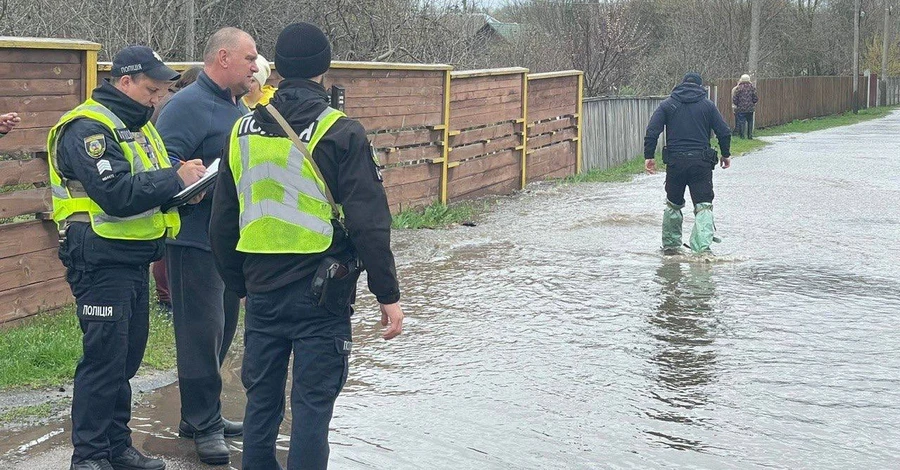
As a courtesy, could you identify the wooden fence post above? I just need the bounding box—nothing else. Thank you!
[576,72,584,174]
[441,68,451,204]
[520,71,529,189]
[85,49,97,100]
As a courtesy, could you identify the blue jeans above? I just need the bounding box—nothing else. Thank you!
[241,277,352,470]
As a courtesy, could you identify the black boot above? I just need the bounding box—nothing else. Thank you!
[179,418,243,438]
[109,447,166,470]
[195,431,230,465]
[71,460,114,470]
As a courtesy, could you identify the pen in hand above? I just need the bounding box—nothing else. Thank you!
[176,159,206,186]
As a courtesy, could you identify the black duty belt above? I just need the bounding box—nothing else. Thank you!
[669,151,704,158]
[59,213,91,243]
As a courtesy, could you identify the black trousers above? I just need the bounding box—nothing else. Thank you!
[67,264,149,464]
[735,112,755,138]
[167,245,240,434]
[665,160,714,207]
[241,277,351,470]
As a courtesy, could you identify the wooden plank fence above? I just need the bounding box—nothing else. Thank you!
[526,71,582,182]
[581,96,664,172]
[0,37,583,324]
[448,68,527,202]
[711,76,868,128]
[0,37,99,324]
[881,77,900,106]
[325,63,449,213]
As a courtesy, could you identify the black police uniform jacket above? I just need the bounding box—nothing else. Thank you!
[209,78,401,305]
[643,82,732,160]
[57,81,185,269]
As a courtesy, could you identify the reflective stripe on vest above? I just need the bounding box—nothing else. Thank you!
[46,99,181,240]
[229,106,345,254]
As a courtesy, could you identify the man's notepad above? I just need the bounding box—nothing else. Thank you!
[161,158,220,212]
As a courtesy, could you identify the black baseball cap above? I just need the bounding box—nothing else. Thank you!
[111,45,181,81]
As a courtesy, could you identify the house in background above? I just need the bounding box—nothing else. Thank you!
[474,14,521,47]
[446,13,522,52]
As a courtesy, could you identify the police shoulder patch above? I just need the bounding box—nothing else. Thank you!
[83,134,106,158]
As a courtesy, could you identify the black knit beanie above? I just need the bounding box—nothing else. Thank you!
[275,22,331,79]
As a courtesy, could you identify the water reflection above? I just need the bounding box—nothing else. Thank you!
[646,260,718,452]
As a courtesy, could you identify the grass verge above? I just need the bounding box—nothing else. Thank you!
[0,302,175,390]
[755,106,897,136]
[562,153,658,184]
[392,200,491,229]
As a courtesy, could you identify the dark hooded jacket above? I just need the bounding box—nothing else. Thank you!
[209,78,400,304]
[644,82,731,159]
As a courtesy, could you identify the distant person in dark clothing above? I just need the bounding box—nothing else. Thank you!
[644,72,732,255]
[732,74,758,139]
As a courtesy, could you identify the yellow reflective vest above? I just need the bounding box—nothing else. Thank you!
[47,99,181,239]
[228,106,344,254]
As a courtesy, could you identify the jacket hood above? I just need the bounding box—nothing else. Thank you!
[670,82,707,103]
[253,78,330,136]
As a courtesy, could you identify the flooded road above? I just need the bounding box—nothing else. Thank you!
[3,112,900,469]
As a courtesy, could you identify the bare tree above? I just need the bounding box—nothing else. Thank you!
[503,0,649,96]
[749,0,761,76]
[0,0,891,97]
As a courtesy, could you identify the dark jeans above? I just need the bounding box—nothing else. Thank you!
[734,111,755,139]
[167,245,240,434]
[67,264,149,464]
[241,277,352,470]
[665,159,714,207]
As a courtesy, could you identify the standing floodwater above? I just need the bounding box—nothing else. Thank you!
[3,113,900,468]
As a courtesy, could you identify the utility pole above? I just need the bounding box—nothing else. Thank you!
[748,0,761,77]
[881,2,891,106]
[853,0,860,114]
[186,0,196,61]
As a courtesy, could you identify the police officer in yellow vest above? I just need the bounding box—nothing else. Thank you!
[210,23,405,469]
[48,46,206,470]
